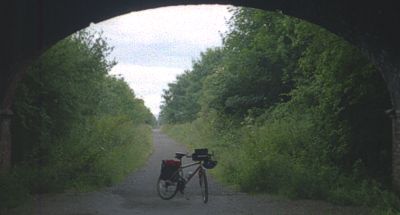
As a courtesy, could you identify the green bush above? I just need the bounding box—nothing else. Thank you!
[48,117,153,190]
[2,30,155,210]
[1,119,153,209]
[164,117,400,213]
[160,7,397,213]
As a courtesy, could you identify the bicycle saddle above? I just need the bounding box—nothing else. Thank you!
[175,152,186,159]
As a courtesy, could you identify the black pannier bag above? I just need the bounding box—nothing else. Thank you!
[192,148,209,161]
[160,160,181,181]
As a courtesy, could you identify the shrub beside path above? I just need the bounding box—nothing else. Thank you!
[6,130,368,215]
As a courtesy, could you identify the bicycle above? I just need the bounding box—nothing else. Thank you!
[156,148,217,203]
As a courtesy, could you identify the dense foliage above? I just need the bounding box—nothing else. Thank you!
[0,30,155,208]
[161,8,398,213]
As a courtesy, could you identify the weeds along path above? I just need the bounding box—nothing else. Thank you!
[6,130,368,215]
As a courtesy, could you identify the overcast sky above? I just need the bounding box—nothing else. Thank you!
[88,5,232,116]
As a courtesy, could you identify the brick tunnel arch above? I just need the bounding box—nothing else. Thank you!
[1,0,400,192]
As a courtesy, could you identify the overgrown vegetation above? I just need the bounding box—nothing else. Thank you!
[0,30,155,209]
[160,8,399,213]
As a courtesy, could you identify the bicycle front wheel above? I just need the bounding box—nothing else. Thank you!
[157,177,179,200]
[199,169,208,203]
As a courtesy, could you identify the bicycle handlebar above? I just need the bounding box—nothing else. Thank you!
[176,150,215,160]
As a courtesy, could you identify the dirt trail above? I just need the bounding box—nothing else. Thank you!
[6,129,368,215]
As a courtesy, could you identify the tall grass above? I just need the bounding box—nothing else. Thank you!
[0,116,152,209]
[163,118,400,214]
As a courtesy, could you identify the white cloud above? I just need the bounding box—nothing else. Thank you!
[87,5,232,116]
[92,5,230,47]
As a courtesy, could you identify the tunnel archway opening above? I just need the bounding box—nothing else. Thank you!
[0,2,400,212]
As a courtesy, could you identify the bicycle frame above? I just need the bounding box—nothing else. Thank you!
[178,161,203,185]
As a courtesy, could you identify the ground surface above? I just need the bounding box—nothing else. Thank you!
[6,129,369,215]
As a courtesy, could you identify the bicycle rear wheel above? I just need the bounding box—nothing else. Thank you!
[199,169,208,203]
[157,177,179,200]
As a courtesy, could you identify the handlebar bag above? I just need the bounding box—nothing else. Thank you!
[192,148,209,161]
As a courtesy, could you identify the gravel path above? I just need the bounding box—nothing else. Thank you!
[6,129,368,215]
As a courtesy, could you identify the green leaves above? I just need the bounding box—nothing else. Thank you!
[159,48,224,124]
[161,7,395,212]
[8,29,155,199]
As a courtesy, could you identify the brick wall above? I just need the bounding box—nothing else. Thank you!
[0,109,12,174]
[391,110,400,193]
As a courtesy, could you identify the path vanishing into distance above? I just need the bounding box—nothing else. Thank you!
[7,130,368,215]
